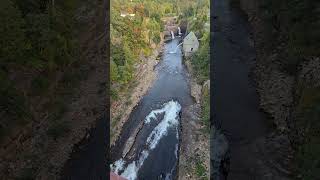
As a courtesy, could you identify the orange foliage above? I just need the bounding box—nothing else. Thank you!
[134,3,145,16]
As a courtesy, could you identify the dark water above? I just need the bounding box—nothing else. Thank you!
[111,38,193,180]
[61,114,108,180]
[212,0,269,179]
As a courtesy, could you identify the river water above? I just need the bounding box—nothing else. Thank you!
[111,38,193,180]
[211,0,269,179]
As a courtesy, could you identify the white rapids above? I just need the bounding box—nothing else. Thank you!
[110,100,182,180]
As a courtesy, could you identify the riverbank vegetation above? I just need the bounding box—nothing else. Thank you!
[195,159,208,180]
[0,0,106,178]
[258,0,320,178]
[178,1,210,178]
[110,0,211,102]
[190,31,210,84]
[259,0,320,75]
[110,0,185,143]
[0,0,80,143]
[180,0,210,133]
[110,0,179,101]
[295,87,320,179]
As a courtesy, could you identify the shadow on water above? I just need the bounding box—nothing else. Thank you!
[61,113,108,180]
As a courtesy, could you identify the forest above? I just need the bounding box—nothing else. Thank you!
[0,0,80,143]
[110,0,170,100]
[110,0,210,139]
[0,0,100,178]
[110,0,209,101]
[183,0,210,132]
[259,0,320,178]
[110,1,210,179]
[259,0,320,73]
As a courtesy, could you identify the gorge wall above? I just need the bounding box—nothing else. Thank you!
[237,0,320,178]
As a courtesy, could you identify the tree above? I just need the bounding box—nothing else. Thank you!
[0,0,26,67]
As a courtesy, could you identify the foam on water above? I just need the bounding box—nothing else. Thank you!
[121,150,149,180]
[146,101,181,150]
[145,100,181,124]
[111,159,125,174]
[111,100,181,180]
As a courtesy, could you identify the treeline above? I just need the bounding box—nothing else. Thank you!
[110,0,179,100]
[179,0,209,39]
[179,0,210,132]
[260,0,320,74]
[181,0,210,130]
[180,1,210,176]
[0,0,78,141]
[177,0,210,83]
[1,0,77,72]
[110,0,210,100]
[190,32,210,84]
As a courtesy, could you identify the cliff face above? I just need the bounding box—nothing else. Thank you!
[238,0,294,132]
[237,0,320,178]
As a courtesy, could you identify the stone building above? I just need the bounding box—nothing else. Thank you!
[183,32,199,57]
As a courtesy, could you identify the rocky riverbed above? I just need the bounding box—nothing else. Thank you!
[178,59,210,180]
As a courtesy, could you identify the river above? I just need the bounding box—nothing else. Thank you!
[110,38,193,180]
[211,0,269,179]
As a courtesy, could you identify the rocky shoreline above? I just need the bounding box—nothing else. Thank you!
[209,0,296,178]
[110,17,180,147]
[238,0,295,133]
[178,59,210,180]
[110,44,164,146]
[237,0,320,178]
[238,0,295,178]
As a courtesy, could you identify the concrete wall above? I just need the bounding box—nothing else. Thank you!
[183,42,199,57]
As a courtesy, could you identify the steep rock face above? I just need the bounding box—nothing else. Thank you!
[225,0,294,178]
[238,0,320,131]
[185,60,203,104]
[237,0,320,177]
[237,0,294,132]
